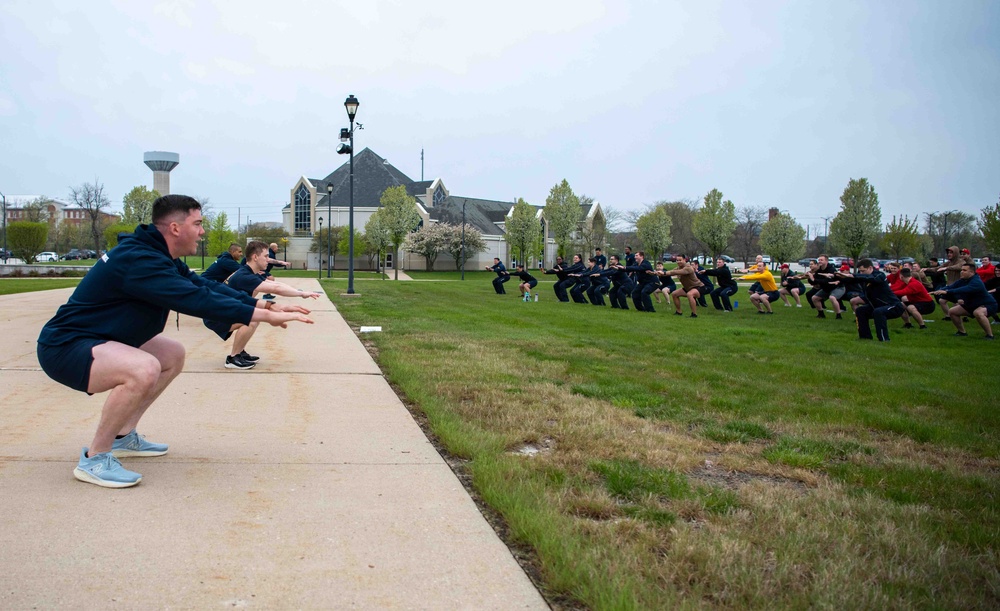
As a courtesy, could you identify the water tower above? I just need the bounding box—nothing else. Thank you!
[143,151,180,195]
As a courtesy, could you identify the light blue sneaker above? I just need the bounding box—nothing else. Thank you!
[111,430,169,457]
[73,448,142,488]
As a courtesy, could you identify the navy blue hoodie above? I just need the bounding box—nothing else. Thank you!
[38,224,258,348]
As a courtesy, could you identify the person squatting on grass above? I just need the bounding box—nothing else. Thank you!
[738,262,779,314]
[810,255,846,319]
[651,261,677,305]
[597,255,635,309]
[486,257,509,294]
[932,262,997,340]
[624,251,658,312]
[779,263,806,307]
[202,240,321,370]
[657,254,706,317]
[568,257,599,304]
[836,258,905,342]
[36,195,315,489]
[704,257,738,312]
[892,268,935,329]
[512,265,538,300]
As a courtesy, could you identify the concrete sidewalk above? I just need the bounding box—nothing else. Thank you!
[0,279,546,610]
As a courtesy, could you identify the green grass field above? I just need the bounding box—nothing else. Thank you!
[326,278,999,610]
[0,278,82,295]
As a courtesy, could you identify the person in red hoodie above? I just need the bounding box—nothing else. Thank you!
[976,256,995,283]
[892,267,934,329]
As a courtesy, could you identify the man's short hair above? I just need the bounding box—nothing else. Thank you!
[609,255,619,264]
[245,240,268,259]
[595,248,602,252]
[900,268,912,278]
[675,253,687,261]
[152,194,201,225]
[269,242,278,250]
[818,253,828,260]
[228,243,242,255]
[858,258,874,269]
[962,262,977,272]
[636,251,645,258]
[588,257,596,263]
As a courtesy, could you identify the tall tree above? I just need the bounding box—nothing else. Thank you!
[403,223,449,271]
[657,200,699,254]
[121,186,160,226]
[758,213,805,266]
[829,178,882,269]
[506,198,541,267]
[103,222,134,250]
[8,221,48,263]
[635,205,672,260]
[379,185,421,280]
[21,197,50,223]
[364,211,393,276]
[980,199,1000,255]
[881,215,920,261]
[543,179,581,261]
[443,223,486,271]
[693,189,736,262]
[310,225,344,270]
[69,179,112,255]
[204,211,236,258]
[924,210,976,256]
[731,205,767,264]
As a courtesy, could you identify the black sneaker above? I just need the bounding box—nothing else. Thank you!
[690,313,698,318]
[817,311,826,318]
[262,294,276,300]
[954,332,968,337]
[986,336,995,341]
[239,350,260,362]
[835,313,843,319]
[225,354,256,370]
[903,323,913,329]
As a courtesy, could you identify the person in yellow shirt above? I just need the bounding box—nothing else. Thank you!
[739,262,779,314]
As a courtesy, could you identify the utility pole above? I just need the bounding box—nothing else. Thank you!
[421,148,424,181]
[822,216,834,250]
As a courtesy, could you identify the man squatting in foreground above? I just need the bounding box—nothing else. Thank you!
[203,240,321,370]
[37,195,314,488]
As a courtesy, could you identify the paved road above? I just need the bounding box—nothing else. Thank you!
[0,279,546,610]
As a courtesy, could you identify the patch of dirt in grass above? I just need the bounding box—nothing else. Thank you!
[690,458,810,493]
[509,437,556,457]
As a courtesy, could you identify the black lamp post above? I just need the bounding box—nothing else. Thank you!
[326,182,334,278]
[317,217,323,281]
[1,191,6,261]
[337,94,360,294]
[461,200,467,281]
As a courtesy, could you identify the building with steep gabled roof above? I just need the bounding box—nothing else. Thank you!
[281,148,602,271]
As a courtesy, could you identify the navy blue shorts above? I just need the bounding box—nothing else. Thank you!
[204,318,234,341]
[763,290,781,302]
[37,339,107,394]
[526,279,538,288]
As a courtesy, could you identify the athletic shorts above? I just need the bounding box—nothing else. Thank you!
[911,300,936,315]
[204,318,235,341]
[526,279,538,288]
[37,339,107,394]
[980,303,999,318]
[763,290,781,302]
[844,291,864,300]
[817,286,846,300]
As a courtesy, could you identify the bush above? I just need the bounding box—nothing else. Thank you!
[104,222,135,250]
[8,221,48,263]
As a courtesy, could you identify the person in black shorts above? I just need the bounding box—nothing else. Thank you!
[512,264,537,300]
[778,263,805,307]
[204,240,321,369]
[36,195,314,488]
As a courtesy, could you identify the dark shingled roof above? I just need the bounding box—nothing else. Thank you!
[314,148,416,209]
[428,196,515,236]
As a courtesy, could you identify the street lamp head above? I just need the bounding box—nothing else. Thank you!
[327,182,334,194]
[340,128,350,142]
[344,95,359,122]
[337,143,352,155]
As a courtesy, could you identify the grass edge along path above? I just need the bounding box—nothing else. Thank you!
[332,280,997,609]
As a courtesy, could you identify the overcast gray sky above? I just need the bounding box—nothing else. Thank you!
[2,0,997,236]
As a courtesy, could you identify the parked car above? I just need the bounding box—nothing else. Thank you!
[37,252,59,262]
[0,248,11,260]
[661,253,675,262]
[761,254,772,264]
[718,255,735,263]
[60,249,85,260]
[798,257,817,267]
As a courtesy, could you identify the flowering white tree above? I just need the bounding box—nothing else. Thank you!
[403,223,450,271]
[443,224,487,271]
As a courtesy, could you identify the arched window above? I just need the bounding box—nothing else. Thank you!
[295,185,311,232]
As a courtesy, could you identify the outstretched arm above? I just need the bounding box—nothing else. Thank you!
[252,280,321,299]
